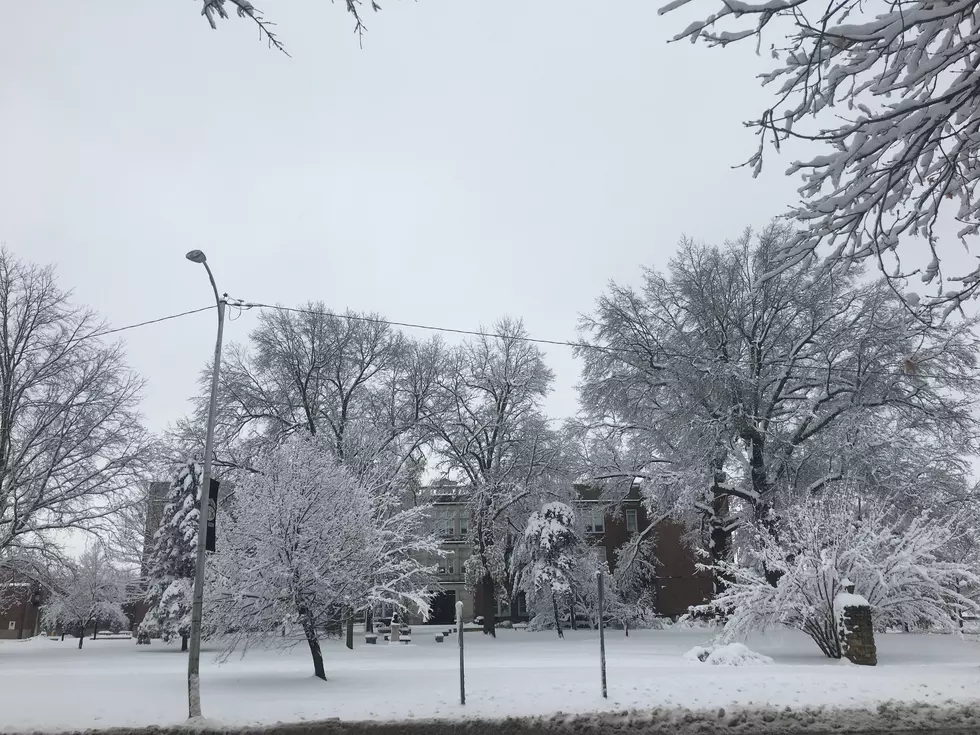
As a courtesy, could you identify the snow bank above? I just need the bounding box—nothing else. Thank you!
[683,642,773,666]
[32,702,980,735]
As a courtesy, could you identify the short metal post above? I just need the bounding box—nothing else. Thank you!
[456,600,465,706]
[597,570,607,699]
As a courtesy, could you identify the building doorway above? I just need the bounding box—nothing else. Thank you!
[429,590,457,625]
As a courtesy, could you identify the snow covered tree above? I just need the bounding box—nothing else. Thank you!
[700,494,980,658]
[192,303,440,495]
[659,0,980,312]
[0,249,149,563]
[139,460,202,650]
[519,503,580,638]
[611,531,660,635]
[576,224,978,591]
[207,436,437,681]
[428,319,566,636]
[567,547,620,631]
[43,545,129,649]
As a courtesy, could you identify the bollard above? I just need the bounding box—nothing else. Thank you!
[597,570,607,699]
[456,600,465,706]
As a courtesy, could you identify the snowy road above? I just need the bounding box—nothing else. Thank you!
[2,627,980,733]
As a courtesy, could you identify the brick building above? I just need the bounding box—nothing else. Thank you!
[423,482,711,625]
[0,572,44,640]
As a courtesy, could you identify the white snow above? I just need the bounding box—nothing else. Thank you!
[2,627,979,732]
[835,592,871,616]
[685,642,774,666]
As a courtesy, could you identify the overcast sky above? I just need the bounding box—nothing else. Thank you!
[3,1,835,434]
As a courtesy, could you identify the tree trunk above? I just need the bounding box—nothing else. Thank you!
[345,610,354,650]
[745,435,782,587]
[77,625,85,649]
[552,594,564,639]
[625,619,630,637]
[481,573,496,637]
[510,594,521,625]
[92,627,98,640]
[16,592,29,639]
[301,613,326,681]
[181,635,188,652]
[365,608,374,634]
[569,598,578,631]
[710,487,733,597]
[61,628,65,642]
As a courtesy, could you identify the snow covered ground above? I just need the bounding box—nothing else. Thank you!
[2,626,979,732]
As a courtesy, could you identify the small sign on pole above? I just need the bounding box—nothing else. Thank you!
[597,570,607,699]
[456,600,465,706]
[205,479,220,552]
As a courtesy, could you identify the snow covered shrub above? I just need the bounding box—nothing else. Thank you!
[684,642,773,666]
[700,495,980,658]
[207,436,439,680]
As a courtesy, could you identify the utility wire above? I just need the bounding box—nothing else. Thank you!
[25,305,216,354]
[17,299,979,385]
[242,301,594,351]
[243,301,976,383]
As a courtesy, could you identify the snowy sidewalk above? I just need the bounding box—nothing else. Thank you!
[2,627,979,733]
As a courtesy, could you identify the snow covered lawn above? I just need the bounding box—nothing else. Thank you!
[2,626,979,732]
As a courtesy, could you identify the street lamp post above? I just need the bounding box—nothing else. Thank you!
[184,249,225,720]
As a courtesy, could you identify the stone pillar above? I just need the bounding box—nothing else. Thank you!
[836,581,877,666]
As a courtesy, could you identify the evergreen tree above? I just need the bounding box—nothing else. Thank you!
[519,503,580,638]
[139,460,201,650]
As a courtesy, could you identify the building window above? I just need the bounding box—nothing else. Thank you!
[439,552,454,575]
[457,509,469,537]
[437,507,455,538]
[594,545,608,567]
[626,508,638,534]
[585,506,605,534]
[7,621,15,630]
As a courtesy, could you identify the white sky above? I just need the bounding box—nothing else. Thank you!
[4,1,970,436]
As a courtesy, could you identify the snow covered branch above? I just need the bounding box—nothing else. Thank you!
[660,0,980,310]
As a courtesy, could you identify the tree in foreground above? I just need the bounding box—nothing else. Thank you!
[42,546,129,649]
[139,461,202,650]
[659,0,980,312]
[208,436,437,681]
[0,249,148,564]
[700,494,980,658]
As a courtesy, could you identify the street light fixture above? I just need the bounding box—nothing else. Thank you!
[184,249,225,720]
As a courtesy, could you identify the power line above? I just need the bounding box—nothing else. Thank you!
[26,305,216,354]
[18,298,979,386]
[242,301,978,383]
[242,301,592,350]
